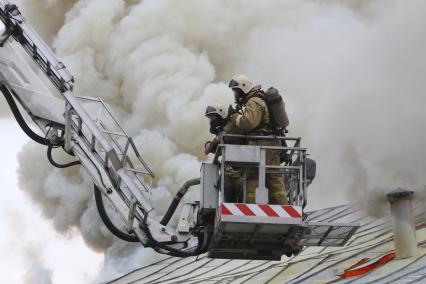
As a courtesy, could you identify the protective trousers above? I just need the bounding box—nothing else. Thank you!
[245,139,288,205]
[223,169,241,202]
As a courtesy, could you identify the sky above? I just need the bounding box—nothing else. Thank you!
[0,119,103,284]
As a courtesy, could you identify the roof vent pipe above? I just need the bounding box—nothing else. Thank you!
[387,187,417,259]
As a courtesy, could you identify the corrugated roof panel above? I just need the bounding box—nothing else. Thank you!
[106,204,426,284]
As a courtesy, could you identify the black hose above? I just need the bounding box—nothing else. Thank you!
[1,84,81,168]
[2,84,211,254]
[143,222,212,258]
[160,178,201,226]
[1,82,212,254]
[95,180,212,255]
[1,84,50,145]
[94,184,139,243]
[47,145,81,168]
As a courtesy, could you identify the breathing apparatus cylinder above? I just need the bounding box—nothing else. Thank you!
[264,87,289,129]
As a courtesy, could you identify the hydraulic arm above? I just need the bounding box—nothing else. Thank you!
[0,0,360,261]
[0,0,205,257]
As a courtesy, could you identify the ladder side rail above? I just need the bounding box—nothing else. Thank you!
[70,112,182,242]
[65,104,155,213]
[0,1,201,251]
[65,99,159,225]
[95,97,156,178]
[301,150,307,208]
[71,144,150,244]
[75,95,155,180]
[0,1,73,91]
[76,99,155,194]
[66,93,185,242]
[0,2,124,173]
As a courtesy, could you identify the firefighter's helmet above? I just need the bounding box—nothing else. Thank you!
[205,103,227,119]
[228,74,253,94]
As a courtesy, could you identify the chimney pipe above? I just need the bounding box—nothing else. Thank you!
[387,187,417,259]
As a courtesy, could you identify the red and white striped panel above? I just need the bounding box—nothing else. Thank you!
[220,203,303,218]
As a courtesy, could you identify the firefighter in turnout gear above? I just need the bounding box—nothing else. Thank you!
[228,74,289,205]
[204,103,243,154]
[204,103,243,202]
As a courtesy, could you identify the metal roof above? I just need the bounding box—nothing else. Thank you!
[106,202,426,284]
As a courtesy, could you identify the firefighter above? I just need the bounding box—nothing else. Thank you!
[204,103,243,202]
[204,103,245,154]
[228,74,289,205]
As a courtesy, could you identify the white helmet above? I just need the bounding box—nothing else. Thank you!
[229,74,253,94]
[205,103,227,119]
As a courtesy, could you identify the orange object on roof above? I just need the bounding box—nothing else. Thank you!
[339,251,396,279]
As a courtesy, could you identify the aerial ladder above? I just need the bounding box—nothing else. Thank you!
[0,0,359,260]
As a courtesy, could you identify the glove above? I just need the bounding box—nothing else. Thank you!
[280,152,291,164]
[227,104,239,119]
[204,141,213,155]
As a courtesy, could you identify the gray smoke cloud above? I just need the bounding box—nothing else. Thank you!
[236,0,426,214]
[23,250,53,284]
[11,0,426,280]
[15,0,76,44]
[9,212,54,284]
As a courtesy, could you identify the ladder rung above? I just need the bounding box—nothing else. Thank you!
[125,167,151,175]
[101,129,127,137]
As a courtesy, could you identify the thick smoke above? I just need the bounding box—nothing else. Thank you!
[12,0,426,280]
[15,0,76,44]
[23,249,53,284]
[237,0,426,215]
